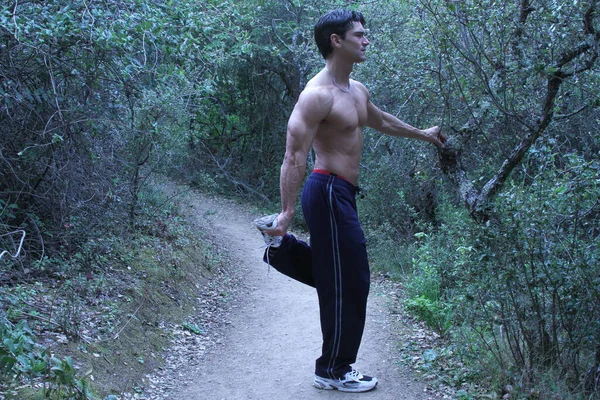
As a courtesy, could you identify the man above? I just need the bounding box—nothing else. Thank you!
[254,9,446,393]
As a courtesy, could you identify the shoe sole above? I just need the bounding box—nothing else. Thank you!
[254,214,282,249]
[313,378,378,393]
[254,214,278,230]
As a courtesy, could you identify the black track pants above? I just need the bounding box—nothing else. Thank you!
[264,172,370,379]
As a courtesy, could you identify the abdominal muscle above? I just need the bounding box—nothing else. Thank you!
[312,127,363,186]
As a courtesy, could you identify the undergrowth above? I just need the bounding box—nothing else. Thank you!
[366,154,600,399]
[0,182,220,399]
[0,320,93,399]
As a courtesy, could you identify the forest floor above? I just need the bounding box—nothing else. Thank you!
[128,183,450,400]
[1,182,457,400]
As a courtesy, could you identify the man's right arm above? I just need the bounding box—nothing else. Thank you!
[272,87,332,236]
[360,83,446,147]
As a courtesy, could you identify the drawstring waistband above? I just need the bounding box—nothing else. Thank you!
[311,169,362,197]
[313,169,351,184]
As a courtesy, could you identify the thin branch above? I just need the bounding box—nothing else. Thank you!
[199,140,271,203]
[43,55,65,124]
[557,42,593,68]
[555,104,589,120]
[518,0,535,25]
[0,230,26,260]
[13,311,61,327]
[11,0,19,41]
[110,301,144,341]
[584,0,598,35]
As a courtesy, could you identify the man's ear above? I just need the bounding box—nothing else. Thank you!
[330,33,342,49]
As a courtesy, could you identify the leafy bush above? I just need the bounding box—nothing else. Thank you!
[404,295,451,337]
[397,146,600,397]
[0,319,93,399]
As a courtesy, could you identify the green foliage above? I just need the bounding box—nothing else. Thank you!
[0,320,93,399]
[402,230,460,337]
[182,322,205,336]
[357,2,599,395]
[1,182,219,396]
[404,296,451,337]
[398,144,600,397]
[0,0,211,261]
[0,320,41,377]
[1,0,599,398]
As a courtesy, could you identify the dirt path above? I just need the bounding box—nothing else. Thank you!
[146,189,432,400]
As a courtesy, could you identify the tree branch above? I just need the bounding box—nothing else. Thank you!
[439,1,600,221]
[584,0,598,35]
[437,139,480,216]
[518,0,535,25]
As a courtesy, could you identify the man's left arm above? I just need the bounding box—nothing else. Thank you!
[366,97,446,148]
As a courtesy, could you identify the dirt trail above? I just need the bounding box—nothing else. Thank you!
[153,189,431,400]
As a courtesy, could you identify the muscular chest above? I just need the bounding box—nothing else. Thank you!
[324,92,368,133]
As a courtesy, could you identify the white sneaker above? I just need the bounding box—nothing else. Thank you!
[313,370,378,393]
[253,214,282,248]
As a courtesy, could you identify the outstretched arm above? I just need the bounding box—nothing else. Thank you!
[270,88,333,236]
[366,96,446,147]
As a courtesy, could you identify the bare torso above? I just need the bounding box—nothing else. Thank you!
[307,70,369,185]
[275,20,443,234]
[276,65,442,235]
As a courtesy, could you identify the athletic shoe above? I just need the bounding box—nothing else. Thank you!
[313,370,378,393]
[253,214,282,248]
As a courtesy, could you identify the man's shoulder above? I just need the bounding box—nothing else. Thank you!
[301,79,368,100]
[297,84,334,109]
[350,79,369,96]
[301,82,333,97]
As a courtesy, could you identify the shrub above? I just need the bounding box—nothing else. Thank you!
[0,319,94,399]
[399,148,600,397]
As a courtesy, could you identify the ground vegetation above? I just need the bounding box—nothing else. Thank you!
[1,0,599,398]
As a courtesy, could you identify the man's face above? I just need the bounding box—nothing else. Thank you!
[338,22,370,62]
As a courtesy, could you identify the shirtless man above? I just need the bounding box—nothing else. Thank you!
[254,9,446,393]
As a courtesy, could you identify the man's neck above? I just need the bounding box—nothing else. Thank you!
[325,59,353,84]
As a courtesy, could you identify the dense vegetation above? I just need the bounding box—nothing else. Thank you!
[1,0,598,398]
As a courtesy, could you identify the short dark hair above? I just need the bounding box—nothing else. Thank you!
[314,9,366,59]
